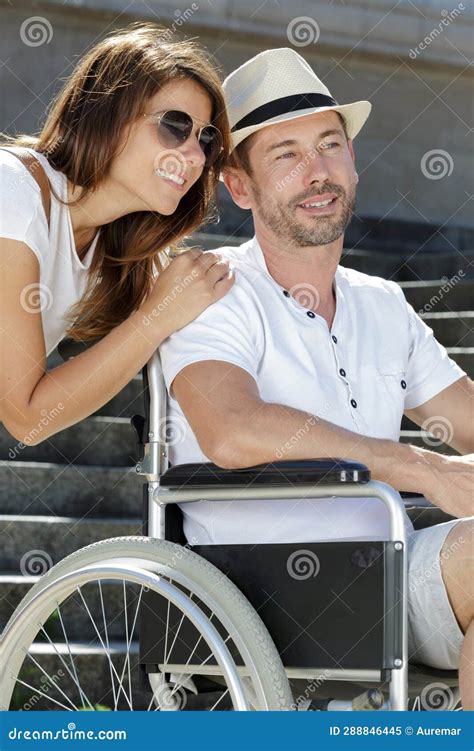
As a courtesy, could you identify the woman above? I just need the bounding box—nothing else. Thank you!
[0,23,234,446]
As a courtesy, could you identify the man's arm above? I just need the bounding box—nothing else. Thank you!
[404,375,474,455]
[172,360,473,519]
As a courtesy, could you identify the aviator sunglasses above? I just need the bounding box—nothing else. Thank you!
[144,109,223,167]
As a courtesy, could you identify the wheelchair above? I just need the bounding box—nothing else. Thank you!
[0,342,461,712]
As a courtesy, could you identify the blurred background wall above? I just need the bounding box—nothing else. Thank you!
[1,0,473,251]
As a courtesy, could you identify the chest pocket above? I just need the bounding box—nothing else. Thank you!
[377,359,407,408]
[361,359,408,437]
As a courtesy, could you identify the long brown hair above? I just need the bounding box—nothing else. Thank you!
[4,22,230,341]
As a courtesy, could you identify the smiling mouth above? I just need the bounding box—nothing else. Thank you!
[299,197,336,208]
[296,195,339,213]
[155,168,186,187]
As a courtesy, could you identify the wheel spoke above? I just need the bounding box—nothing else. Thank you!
[157,596,236,706]
[210,687,230,711]
[122,581,133,711]
[115,584,144,711]
[39,609,94,711]
[12,677,75,711]
[76,585,133,711]
[98,580,118,710]
[21,650,79,711]
[163,593,193,670]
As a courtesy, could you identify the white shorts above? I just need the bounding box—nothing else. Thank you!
[407,517,471,671]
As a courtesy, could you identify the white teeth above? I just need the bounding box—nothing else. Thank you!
[301,198,333,208]
[156,169,185,186]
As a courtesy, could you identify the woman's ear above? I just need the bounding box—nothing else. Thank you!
[222,168,253,210]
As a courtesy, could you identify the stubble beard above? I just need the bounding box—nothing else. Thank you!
[253,181,356,247]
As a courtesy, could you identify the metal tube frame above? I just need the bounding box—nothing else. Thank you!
[139,351,409,710]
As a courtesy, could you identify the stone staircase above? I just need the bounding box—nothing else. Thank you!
[1,231,472,708]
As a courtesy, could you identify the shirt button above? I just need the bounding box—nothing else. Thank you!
[401,380,407,389]
[283,290,290,298]
[350,398,357,408]
[332,335,337,343]
[339,368,346,377]
[306,311,316,318]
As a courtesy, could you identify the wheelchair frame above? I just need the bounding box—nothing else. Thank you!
[136,351,410,711]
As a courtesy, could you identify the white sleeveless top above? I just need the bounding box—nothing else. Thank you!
[0,147,99,355]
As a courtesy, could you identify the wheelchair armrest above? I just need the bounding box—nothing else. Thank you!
[160,459,370,488]
[57,337,102,362]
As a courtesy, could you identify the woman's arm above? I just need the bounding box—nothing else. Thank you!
[0,239,233,445]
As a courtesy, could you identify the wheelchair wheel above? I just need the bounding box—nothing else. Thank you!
[0,537,293,711]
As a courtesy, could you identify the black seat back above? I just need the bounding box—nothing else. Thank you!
[139,539,403,672]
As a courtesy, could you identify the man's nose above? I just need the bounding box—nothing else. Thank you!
[302,150,330,184]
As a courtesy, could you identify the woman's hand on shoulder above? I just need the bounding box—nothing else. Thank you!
[146,248,235,337]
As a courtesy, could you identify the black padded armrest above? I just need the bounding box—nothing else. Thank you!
[160,459,370,488]
[57,337,102,361]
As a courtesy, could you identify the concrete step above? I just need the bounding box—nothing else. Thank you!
[0,416,136,466]
[399,431,454,454]
[0,573,143,640]
[398,279,474,313]
[0,516,142,572]
[193,232,474,281]
[340,249,474,283]
[0,461,143,517]
[92,375,145,419]
[445,347,473,377]
[420,312,474,348]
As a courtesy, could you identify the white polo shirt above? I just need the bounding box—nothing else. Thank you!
[159,236,466,545]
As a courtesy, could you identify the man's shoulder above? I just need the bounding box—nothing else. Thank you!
[337,264,405,300]
[203,238,259,270]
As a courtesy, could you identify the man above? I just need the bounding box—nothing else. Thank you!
[159,49,473,706]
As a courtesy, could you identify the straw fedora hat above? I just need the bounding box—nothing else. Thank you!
[223,48,372,151]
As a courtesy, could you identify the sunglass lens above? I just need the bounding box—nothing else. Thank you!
[158,110,193,148]
[199,126,223,166]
